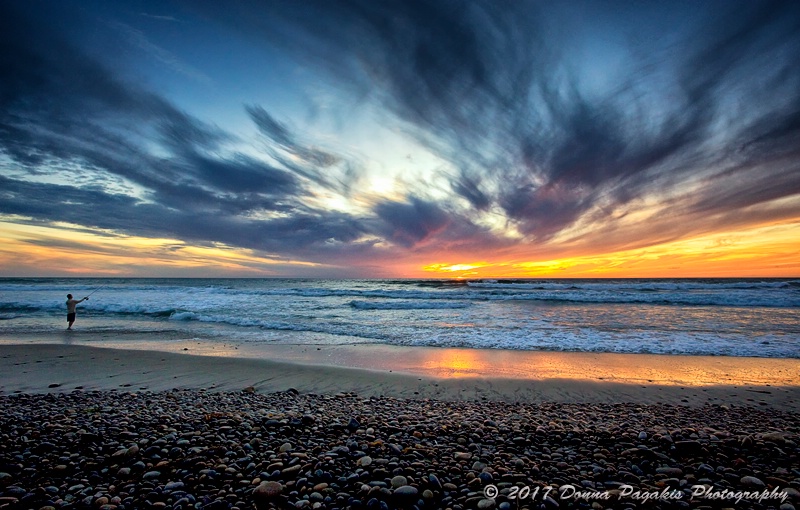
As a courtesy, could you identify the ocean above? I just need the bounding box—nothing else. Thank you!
[0,277,798,358]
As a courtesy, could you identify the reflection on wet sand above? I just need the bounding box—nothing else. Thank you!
[10,333,800,388]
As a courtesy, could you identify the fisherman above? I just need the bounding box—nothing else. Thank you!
[66,294,89,330]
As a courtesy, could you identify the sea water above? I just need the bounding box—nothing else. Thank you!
[0,278,798,358]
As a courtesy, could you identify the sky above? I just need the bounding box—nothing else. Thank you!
[1,0,799,278]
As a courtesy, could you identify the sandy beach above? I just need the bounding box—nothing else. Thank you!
[2,343,799,410]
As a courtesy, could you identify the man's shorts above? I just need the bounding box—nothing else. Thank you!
[67,313,76,322]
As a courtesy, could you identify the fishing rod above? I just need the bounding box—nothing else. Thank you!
[86,285,105,298]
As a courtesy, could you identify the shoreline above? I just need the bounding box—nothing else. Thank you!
[3,331,800,385]
[2,343,799,411]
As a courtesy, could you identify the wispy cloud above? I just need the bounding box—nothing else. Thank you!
[108,20,212,84]
[1,0,799,275]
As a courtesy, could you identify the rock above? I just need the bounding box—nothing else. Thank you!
[674,440,704,454]
[243,386,255,393]
[142,470,161,480]
[390,475,407,488]
[782,487,800,500]
[761,431,786,443]
[254,481,283,510]
[281,464,302,477]
[543,495,560,509]
[478,499,496,509]
[393,485,418,498]
[358,456,372,467]
[696,463,714,476]
[164,481,185,491]
[655,467,683,477]
[740,476,766,489]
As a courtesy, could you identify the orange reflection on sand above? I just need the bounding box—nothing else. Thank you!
[412,347,800,386]
[418,348,492,378]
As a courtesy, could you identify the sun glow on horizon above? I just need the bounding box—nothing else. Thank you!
[2,215,799,278]
[421,220,800,279]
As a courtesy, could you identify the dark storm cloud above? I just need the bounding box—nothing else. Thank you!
[373,198,451,249]
[196,0,800,244]
[0,2,380,259]
[0,173,368,256]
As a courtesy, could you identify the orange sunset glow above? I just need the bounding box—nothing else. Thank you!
[2,217,798,278]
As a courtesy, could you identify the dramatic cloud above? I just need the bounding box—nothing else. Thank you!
[1,0,799,276]
[199,0,800,241]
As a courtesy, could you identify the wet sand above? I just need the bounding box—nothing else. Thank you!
[1,343,798,411]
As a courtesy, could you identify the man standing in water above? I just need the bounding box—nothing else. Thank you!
[66,294,89,330]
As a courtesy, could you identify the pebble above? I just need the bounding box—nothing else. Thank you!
[0,390,795,510]
[393,485,418,498]
[477,498,496,509]
[741,475,766,489]
[390,475,407,488]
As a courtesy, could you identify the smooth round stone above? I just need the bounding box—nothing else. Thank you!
[254,481,283,510]
[477,499,496,510]
[390,475,408,488]
[142,470,161,480]
[281,465,303,476]
[393,485,418,498]
[279,442,293,452]
[359,456,372,467]
[740,476,766,489]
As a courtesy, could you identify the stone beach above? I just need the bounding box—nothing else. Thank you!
[1,389,798,510]
[1,343,799,510]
